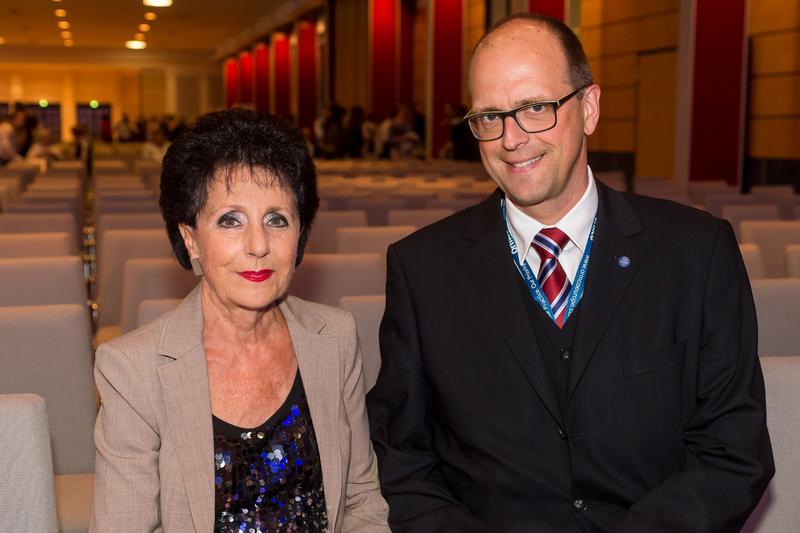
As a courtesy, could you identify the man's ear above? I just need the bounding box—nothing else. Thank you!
[581,84,601,136]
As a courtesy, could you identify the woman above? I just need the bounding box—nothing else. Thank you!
[91,109,389,532]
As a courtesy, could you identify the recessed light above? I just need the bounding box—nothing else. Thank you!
[54,9,67,17]
[144,12,157,21]
[61,31,72,39]
[125,40,147,50]
[143,0,173,7]
[135,33,146,41]
[63,39,74,47]
[90,100,99,109]
[39,99,49,108]
[0,37,6,45]
[139,23,151,32]
[58,21,70,30]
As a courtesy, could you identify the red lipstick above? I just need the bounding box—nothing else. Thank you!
[238,270,274,282]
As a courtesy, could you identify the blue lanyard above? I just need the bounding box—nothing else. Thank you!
[501,199,596,323]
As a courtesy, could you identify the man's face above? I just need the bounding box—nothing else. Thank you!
[469,23,600,221]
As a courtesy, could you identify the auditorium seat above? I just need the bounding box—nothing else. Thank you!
[687,180,736,204]
[95,229,174,337]
[137,298,181,328]
[0,232,74,257]
[751,279,800,356]
[348,197,407,225]
[721,204,781,241]
[94,212,165,245]
[306,210,368,253]
[742,357,800,533]
[750,184,795,196]
[741,221,800,277]
[290,253,385,306]
[0,304,96,532]
[786,245,800,278]
[703,192,764,218]
[0,213,79,249]
[0,394,59,532]
[0,256,86,307]
[338,295,385,392]
[388,208,454,228]
[119,259,197,334]
[336,225,416,254]
[738,244,766,280]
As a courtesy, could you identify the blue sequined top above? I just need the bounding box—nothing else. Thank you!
[213,371,328,532]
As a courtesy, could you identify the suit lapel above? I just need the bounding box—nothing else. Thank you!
[280,296,343,529]
[460,193,564,426]
[156,286,215,533]
[568,184,647,399]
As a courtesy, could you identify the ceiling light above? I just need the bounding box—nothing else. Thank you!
[144,12,157,21]
[139,24,151,32]
[54,9,67,17]
[90,100,100,109]
[52,0,62,3]
[61,31,72,39]
[135,33,146,41]
[125,40,147,50]
[58,21,70,30]
[143,0,173,7]
[39,99,49,108]
[63,39,74,47]
[0,37,6,45]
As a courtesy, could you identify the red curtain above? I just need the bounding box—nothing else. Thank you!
[432,0,463,156]
[371,0,398,118]
[239,51,254,104]
[528,0,564,21]
[254,43,270,113]
[225,58,239,109]
[273,34,291,120]
[297,23,317,129]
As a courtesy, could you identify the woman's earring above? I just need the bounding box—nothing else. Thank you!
[190,257,204,276]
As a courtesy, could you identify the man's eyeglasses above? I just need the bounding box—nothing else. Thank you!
[463,86,588,142]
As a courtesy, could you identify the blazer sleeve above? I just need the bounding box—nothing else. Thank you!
[339,312,391,532]
[90,342,162,533]
[615,220,775,532]
[367,245,492,533]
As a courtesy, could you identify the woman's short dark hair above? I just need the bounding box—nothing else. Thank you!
[160,108,319,269]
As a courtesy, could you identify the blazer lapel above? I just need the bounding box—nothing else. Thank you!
[280,296,343,529]
[568,184,647,400]
[156,286,215,533]
[460,193,564,427]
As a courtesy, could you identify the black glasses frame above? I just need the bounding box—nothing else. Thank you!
[463,85,588,141]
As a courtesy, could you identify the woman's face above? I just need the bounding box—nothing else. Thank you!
[179,168,301,313]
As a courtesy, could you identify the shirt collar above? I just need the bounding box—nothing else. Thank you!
[506,166,599,264]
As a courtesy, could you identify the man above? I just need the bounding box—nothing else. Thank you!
[367,13,773,533]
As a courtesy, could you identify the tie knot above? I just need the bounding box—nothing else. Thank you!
[532,227,570,259]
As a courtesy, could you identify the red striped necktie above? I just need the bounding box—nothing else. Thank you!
[532,227,572,328]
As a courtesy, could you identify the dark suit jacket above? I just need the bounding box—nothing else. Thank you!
[367,183,774,533]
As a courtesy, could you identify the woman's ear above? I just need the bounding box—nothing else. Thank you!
[179,223,199,259]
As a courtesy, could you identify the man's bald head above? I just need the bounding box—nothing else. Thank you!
[471,13,593,94]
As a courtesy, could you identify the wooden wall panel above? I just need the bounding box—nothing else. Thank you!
[600,86,636,119]
[750,0,800,34]
[749,118,800,158]
[750,76,800,117]
[750,32,800,75]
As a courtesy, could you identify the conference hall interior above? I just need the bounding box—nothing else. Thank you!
[0,0,798,531]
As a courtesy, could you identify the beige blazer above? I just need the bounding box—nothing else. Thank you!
[90,285,389,532]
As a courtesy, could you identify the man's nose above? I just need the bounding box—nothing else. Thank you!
[500,115,528,150]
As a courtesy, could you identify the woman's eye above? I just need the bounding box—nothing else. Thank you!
[217,214,241,228]
[266,213,288,227]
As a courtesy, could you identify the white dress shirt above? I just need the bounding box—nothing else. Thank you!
[506,166,599,284]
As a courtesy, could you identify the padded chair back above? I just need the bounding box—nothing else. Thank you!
[721,204,781,241]
[95,212,165,244]
[290,253,385,306]
[0,256,86,307]
[120,259,197,333]
[336,225,416,254]
[750,185,795,196]
[0,394,59,532]
[787,245,800,278]
[137,298,181,328]
[348,197,407,225]
[751,279,800,356]
[704,193,763,217]
[738,244,766,280]
[0,232,73,258]
[741,221,800,277]
[0,305,96,474]
[742,357,800,533]
[307,210,368,253]
[96,229,174,327]
[387,209,453,228]
[0,213,79,248]
[338,295,385,392]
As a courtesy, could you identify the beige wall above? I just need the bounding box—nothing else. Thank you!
[580,0,680,176]
[748,0,800,159]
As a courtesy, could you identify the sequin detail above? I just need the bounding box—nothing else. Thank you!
[213,374,328,532]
